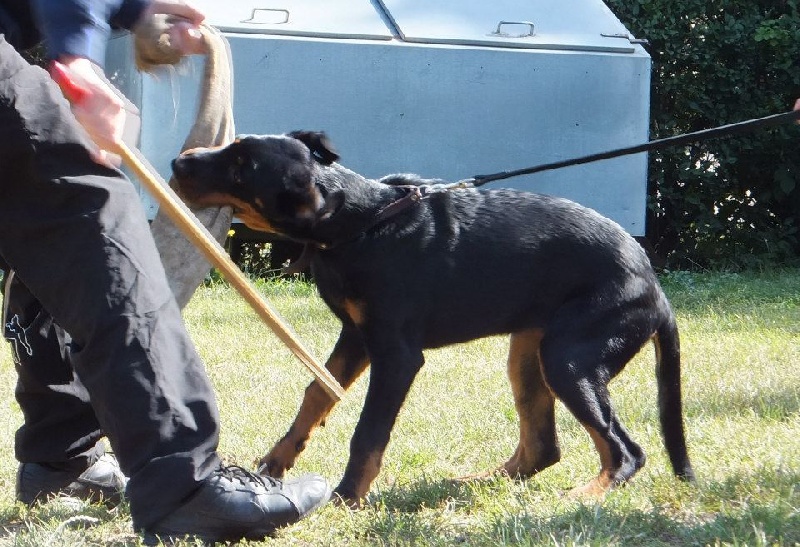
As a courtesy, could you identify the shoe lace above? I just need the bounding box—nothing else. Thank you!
[219,465,281,489]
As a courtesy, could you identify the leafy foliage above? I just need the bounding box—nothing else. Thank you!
[606,0,800,269]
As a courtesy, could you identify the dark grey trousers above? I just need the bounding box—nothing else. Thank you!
[0,37,221,529]
[2,269,105,470]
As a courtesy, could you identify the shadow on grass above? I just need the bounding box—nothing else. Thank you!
[477,499,800,546]
[684,385,800,421]
[369,476,486,513]
[0,498,131,544]
[360,469,799,546]
[0,504,24,538]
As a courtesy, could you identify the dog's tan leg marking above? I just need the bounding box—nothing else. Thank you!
[568,427,615,499]
[258,337,370,477]
[343,298,366,326]
[457,328,560,481]
[502,328,561,476]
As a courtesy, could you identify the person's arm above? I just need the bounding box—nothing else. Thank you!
[32,0,206,165]
[32,0,149,67]
[33,0,205,65]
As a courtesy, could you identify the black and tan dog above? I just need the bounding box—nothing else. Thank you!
[171,131,694,505]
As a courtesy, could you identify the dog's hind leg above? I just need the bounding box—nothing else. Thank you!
[539,321,649,498]
[258,325,370,478]
[500,328,561,478]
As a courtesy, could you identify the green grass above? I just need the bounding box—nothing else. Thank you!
[0,270,797,546]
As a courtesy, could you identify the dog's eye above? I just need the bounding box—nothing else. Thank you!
[229,159,244,185]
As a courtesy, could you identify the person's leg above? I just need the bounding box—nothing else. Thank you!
[2,269,102,466]
[2,268,125,504]
[0,39,220,528]
[0,39,330,541]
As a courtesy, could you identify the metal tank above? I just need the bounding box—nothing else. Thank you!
[106,0,651,235]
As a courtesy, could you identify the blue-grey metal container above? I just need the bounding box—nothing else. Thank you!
[106,0,651,235]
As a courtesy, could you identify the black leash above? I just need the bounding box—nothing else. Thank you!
[449,109,800,189]
[285,111,800,274]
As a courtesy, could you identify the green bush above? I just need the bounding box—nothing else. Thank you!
[606,0,800,269]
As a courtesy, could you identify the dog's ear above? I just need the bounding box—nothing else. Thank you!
[288,130,340,165]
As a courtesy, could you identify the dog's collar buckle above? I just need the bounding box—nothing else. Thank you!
[373,186,422,225]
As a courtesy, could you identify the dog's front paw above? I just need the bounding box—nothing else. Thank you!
[331,489,363,510]
[256,457,288,478]
[256,439,303,478]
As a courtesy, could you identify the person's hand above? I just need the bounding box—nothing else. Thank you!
[141,0,207,56]
[794,98,800,111]
[55,57,126,167]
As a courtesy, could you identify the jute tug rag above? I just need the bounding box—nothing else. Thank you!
[134,16,235,309]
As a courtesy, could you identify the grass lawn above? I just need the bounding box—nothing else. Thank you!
[0,270,797,546]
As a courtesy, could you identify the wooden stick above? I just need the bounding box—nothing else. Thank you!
[48,60,343,400]
[118,143,345,400]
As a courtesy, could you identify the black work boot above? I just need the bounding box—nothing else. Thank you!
[142,466,331,544]
[16,453,128,506]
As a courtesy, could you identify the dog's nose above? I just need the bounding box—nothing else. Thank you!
[171,158,185,176]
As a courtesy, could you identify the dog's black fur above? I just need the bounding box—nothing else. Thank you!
[171,131,694,504]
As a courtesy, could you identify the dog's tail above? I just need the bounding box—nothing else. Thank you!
[653,310,695,482]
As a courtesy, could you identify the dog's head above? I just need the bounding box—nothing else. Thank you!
[171,131,340,235]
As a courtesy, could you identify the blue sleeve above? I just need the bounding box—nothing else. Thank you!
[31,0,150,66]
